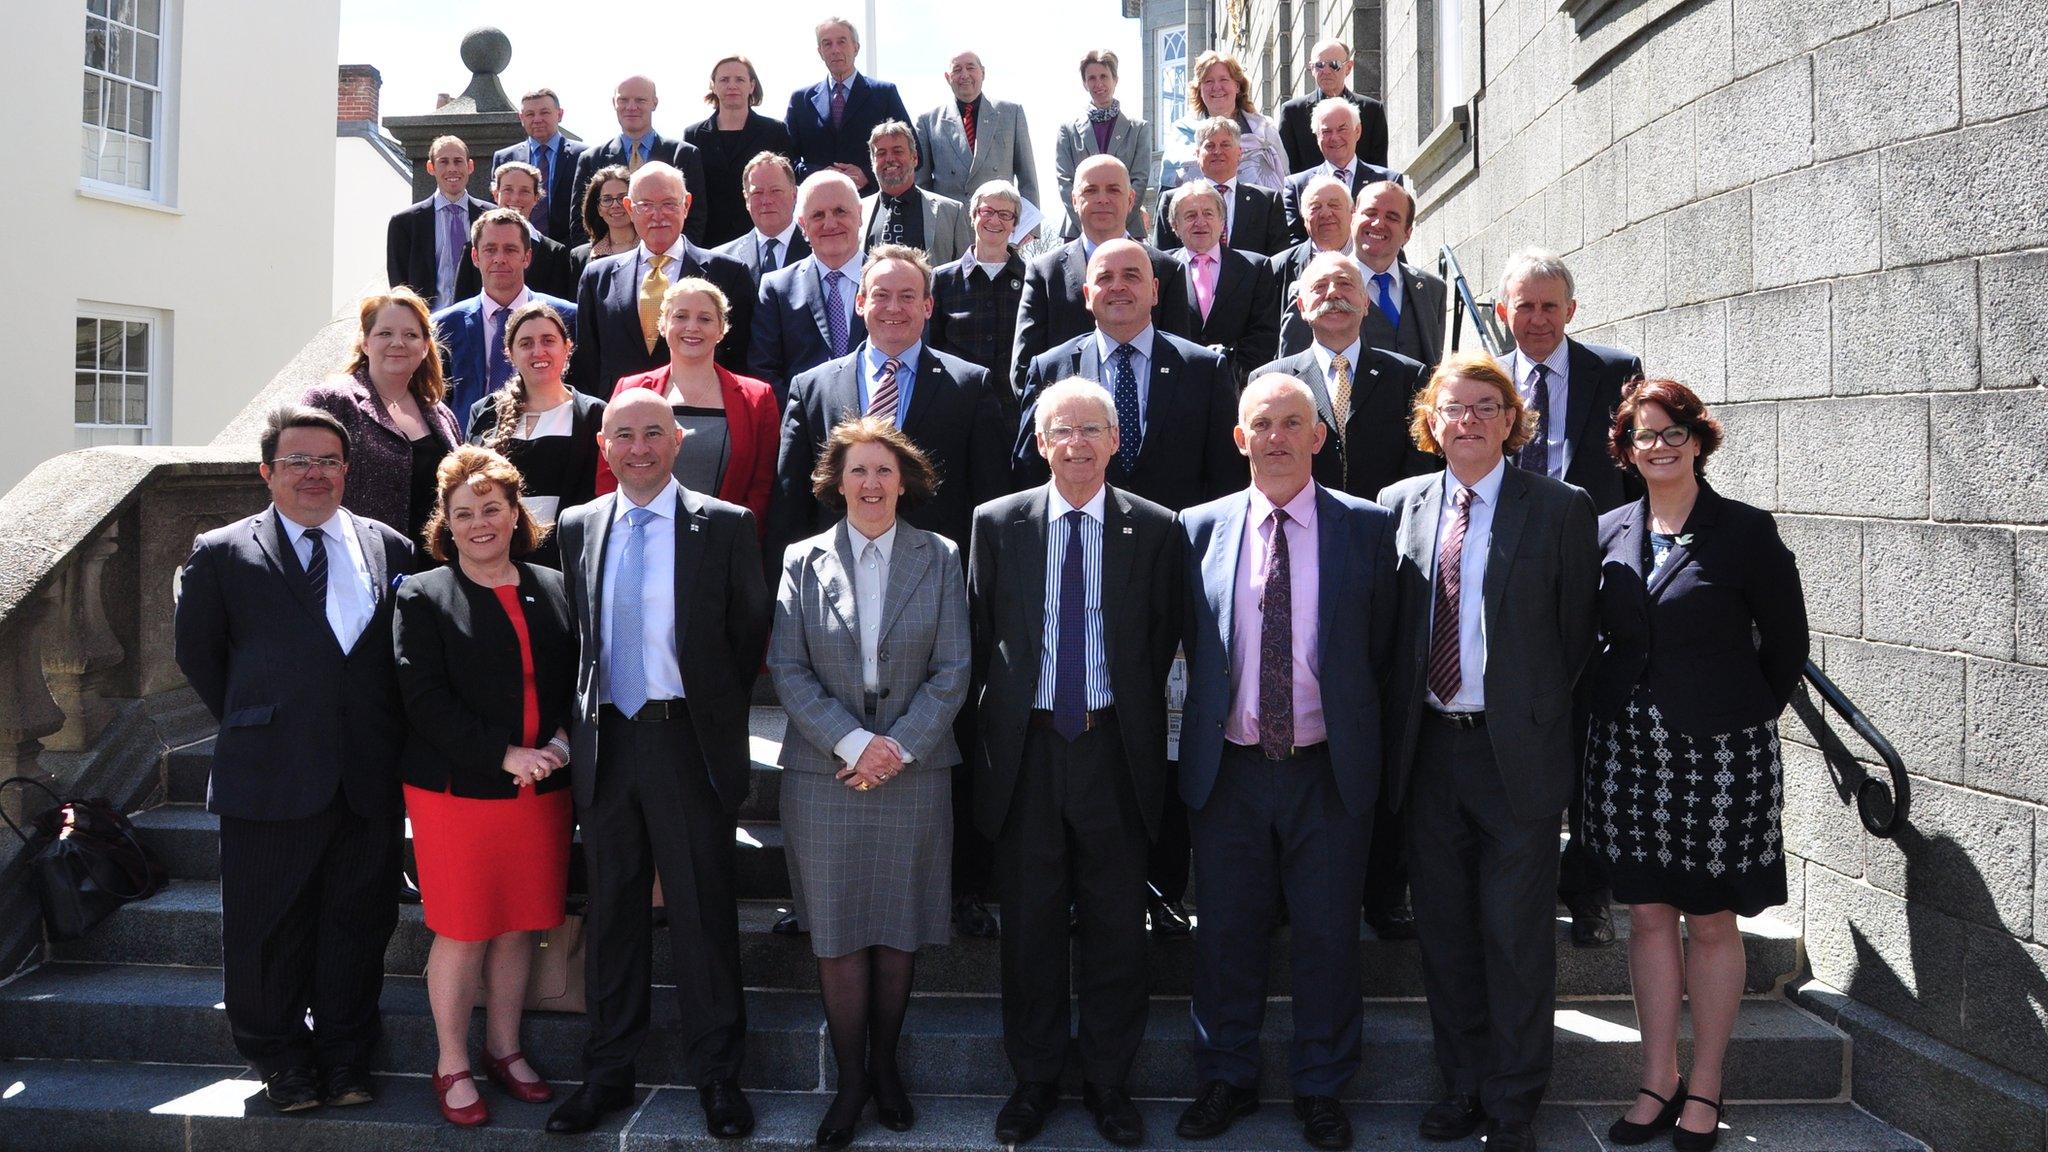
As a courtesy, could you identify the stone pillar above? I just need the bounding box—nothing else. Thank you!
[383,28,524,201]
[42,525,126,752]
[0,596,65,821]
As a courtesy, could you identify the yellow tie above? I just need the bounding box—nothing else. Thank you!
[628,141,645,171]
[639,253,671,353]
[1329,354,1353,486]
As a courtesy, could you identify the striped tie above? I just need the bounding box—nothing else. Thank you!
[302,527,328,607]
[1427,487,1474,705]
[867,357,902,422]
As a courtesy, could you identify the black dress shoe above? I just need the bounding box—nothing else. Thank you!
[1671,1094,1723,1151]
[1569,901,1616,947]
[1417,1093,1484,1141]
[1083,1082,1145,1146]
[1607,1077,1685,1144]
[263,1066,321,1113]
[319,1064,374,1107]
[772,910,807,936]
[955,896,1002,939]
[1486,1118,1537,1151]
[1295,1095,1352,1150]
[1175,1080,1258,1139]
[1363,906,1418,940]
[546,1082,634,1134]
[700,1078,755,1139]
[994,1081,1059,1144]
[1147,896,1193,937]
[874,1083,915,1131]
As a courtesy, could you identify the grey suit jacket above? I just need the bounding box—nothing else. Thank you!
[1055,112,1150,239]
[859,186,973,266]
[916,97,1039,206]
[768,521,970,776]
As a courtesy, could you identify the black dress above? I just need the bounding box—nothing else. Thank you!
[685,112,797,247]
[406,433,450,571]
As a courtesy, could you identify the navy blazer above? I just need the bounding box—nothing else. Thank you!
[1177,484,1397,817]
[492,137,589,241]
[1552,338,1646,513]
[432,291,579,421]
[784,73,912,188]
[386,194,492,305]
[1009,238,1178,401]
[1280,161,1403,244]
[174,508,412,822]
[1278,89,1389,172]
[1586,484,1809,733]
[572,243,755,393]
[1152,181,1292,257]
[713,228,812,291]
[1252,345,1433,501]
[747,256,869,400]
[566,133,709,245]
[1012,329,1246,513]
[1155,246,1281,385]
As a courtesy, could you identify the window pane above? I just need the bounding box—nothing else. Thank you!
[81,127,99,180]
[137,0,160,33]
[124,322,149,370]
[130,87,153,137]
[135,32,158,85]
[88,0,109,15]
[98,318,123,371]
[104,79,127,132]
[77,319,98,368]
[83,73,102,126]
[99,388,121,424]
[125,379,148,425]
[114,25,136,81]
[85,16,107,70]
[127,139,150,188]
[112,0,136,26]
[77,373,98,423]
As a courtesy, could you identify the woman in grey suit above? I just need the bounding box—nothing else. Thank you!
[1056,50,1151,239]
[768,417,970,1149]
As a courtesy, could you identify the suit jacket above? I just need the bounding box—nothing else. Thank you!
[967,484,1181,839]
[1009,238,1178,400]
[1379,465,1600,821]
[567,133,709,245]
[1013,329,1246,512]
[464,388,607,514]
[557,487,772,811]
[1351,260,1449,369]
[860,186,972,266]
[386,194,491,305]
[1155,246,1280,385]
[299,374,463,539]
[747,255,869,398]
[785,73,913,188]
[1278,89,1390,172]
[684,112,798,247]
[1585,484,1808,733]
[594,363,779,531]
[433,290,580,421]
[768,521,970,775]
[1177,484,1397,817]
[174,507,411,822]
[393,562,576,799]
[929,249,1026,410]
[1281,160,1404,244]
[493,137,589,241]
[714,228,812,290]
[915,96,1039,206]
[573,243,755,391]
[1253,345,1432,500]
[769,345,1010,557]
[1547,338,1646,513]
[1152,181,1292,257]
[1054,111,1151,239]
[524,229,580,301]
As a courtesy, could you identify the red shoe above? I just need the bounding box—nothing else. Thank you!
[434,1069,490,1126]
[485,1049,554,1103]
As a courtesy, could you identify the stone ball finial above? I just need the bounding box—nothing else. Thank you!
[459,27,511,77]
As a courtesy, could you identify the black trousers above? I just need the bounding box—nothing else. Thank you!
[1557,779,1612,905]
[1407,716,1561,1124]
[217,793,402,1078]
[1147,771,1191,903]
[1363,771,1409,914]
[1188,742,1369,1097]
[951,707,995,899]
[580,708,746,1088]
[994,721,1150,1086]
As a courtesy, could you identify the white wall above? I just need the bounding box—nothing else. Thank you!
[333,135,410,311]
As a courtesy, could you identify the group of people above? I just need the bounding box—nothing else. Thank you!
[170,18,1812,1152]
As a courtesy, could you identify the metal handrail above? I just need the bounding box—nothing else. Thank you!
[1798,659,1910,838]
[1437,243,1513,358]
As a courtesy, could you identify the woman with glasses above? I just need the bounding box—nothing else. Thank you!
[569,164,637,281]
[930,181,1028,415]
[1583,379,1808,1152]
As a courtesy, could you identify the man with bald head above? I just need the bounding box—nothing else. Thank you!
[568,75,710,245]
[1282,98,1402,243]
[574,161,754,393]
[786,16,912,190]
[915,50,1040,208]
[1273,175,1357,355]
[750,170,871,399]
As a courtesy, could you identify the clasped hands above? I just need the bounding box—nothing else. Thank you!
[836,735,904,792]
[502,727,572,788]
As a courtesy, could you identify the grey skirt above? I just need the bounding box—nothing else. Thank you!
[781,764,953,957]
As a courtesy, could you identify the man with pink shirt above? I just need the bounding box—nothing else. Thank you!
[1172,374,1399,1151]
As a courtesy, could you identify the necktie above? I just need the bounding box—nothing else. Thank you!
[1109,344,1141,475]
[1192,251,1217,323]
[1257,509,1294,759]
[1212,181,1232,245]
[880,194,906,246]
[628,139,645,171]
[302,527,328,608]
[823,269,849,357]
[1328,353,1353,460]
[961,100,978,151]
[1517,363,1552,475]
[760,236,780,277]
[535,142,554,228]
[438,203,465,308]
[1427,487,1473,705]
[609,507,653,718]
[1052,510,1089,741]
[829,82,847,130]
[486,304,513,390]
[1373,271,1401,330]
[867,357,902,421]
[639,253,671,354]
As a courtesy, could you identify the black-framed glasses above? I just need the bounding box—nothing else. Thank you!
[269,454,346,475]
[1628,425,1693,449]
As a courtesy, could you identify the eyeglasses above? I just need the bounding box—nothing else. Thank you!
[976,207,1018,223]
[1311,60,1351,71]
[1435,400,1503,422]
[598,194,628,207]
[270,454,347,475]
[1045,423,1110,443]
[631,198,686,216]
[1629,425,1693,449]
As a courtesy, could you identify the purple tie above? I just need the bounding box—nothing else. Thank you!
[823,269,849,358]
[486,304,513,390]
[1258,509,1294,759]
[1052,510,1089,741]
[1428,487,1473,705]
[829,82,847,130]
[438,203,466,307]
[1517,363,1552,475]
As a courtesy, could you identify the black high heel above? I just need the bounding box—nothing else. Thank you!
[1671,1094,1724,1151]
[814,1086,870,1150]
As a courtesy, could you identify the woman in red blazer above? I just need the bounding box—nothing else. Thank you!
[596,277,778,534]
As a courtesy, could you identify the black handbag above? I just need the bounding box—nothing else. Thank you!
[0,776,166,941]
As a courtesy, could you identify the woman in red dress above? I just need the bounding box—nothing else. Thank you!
[394,446,576,1126]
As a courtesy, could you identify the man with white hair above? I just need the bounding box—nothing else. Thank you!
[1272,175,1357,354]
[1278,39,1389,172]
[1281,99,1402,244]
[1152,117,1290,257]
[749,170,870,398]
[785,16,912,189]
[1155,181,1279,385]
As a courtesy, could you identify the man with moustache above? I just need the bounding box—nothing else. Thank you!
[1151,117,1290,257]
[493,87,586,241]
[861,121,972,265]
[915,51,1040,209]
[568,75,711,245]
[750,171,870,399]
[387,135,491,309]
[486,161,577,299]
[433,207,580,422]
[714,152,811,288]
[1154,181,1279,386]
[786,16,912,190]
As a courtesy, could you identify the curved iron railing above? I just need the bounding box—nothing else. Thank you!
[1799,659,1910,838]
[1437,243,1513,358]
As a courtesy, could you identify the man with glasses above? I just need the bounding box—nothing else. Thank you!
[931,180,1030,413]
[1278,39,1389,173]
[175,405,414,1114]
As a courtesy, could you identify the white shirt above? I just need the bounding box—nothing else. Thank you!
[279,507,376,652]
[830,521,909,769]
[1426,458,1506,712]
[1206,175,1240,236]
[634,238,691,283]
[815,251,865,319]
[1505,343,1572,478]
[1033,483,1113,710]
[600,478,687,704]
[1310,336,1365,426]
[1360,259,1406,317]
[754,223,800,267]
[511,400,574,523]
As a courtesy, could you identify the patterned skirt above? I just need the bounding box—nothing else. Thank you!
[1581,686,1787,917]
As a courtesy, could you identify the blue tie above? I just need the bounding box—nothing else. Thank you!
[486,304,513,392]
[608,507,654,717]
[535,142,554,228]
[1373,271,1400,330]
[1109,344,1141,475]
[824,269,850,358]
[1052,510,1089,741]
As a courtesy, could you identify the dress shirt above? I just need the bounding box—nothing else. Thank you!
[1225,483,1325,745]
[1425,458,1505,712]
[483,285,533,345]
[1322,158,1357,187]
[830,521,908,768]
[1360,258,1405,314]
[617,130,657,164]
[634,237,692,285]
[812,73,864,121]
[1212,175,1240,236]
[859,340,921,422]
[279,506,376,652]
[1032,483,1113,711]
[754,223,801,268]
[1091,326,1156,437]
[1504,343,1572,478]
[432,190,467,308]
[1310,336,1364,421]
[600,478,687,704]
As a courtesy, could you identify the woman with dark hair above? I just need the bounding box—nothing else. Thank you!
[767,417,969,1149]
[394,445,577,1127]
[302,287,463,567]
[569,164,637,280]
[1585,379,1809,1152]
[466,302,606,567]
[1160,50,1288,192]
[686,54,798,247]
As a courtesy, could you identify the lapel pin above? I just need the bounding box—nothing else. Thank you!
[1122,526,1133,535]
[690,523,701,532]
[1159,365,1171,375]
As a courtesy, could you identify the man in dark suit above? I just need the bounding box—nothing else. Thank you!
[785,17,912,191]
[749,171,869,399]
[712,152,810,289]
[173,405,412,1113]
[970,378,1181,1148]
[1352,182,1447,369]
[861,120,972,265]
[1278,39,1389,172]
[1171,376,1397,1151]
[573,161,754,394]
[386,134,491,309]
[1153,182,1280,385]
[1378,353,1599,1152]
[544,389,773,1138]
[1280,100,1402,244]
[487,161,578,299]
[1272,176,1358,356]
[930,181,1029,414]
[492,87,586,242]
[1151,117,1290,257]
[566,76,710,245]
[432,208,580,422]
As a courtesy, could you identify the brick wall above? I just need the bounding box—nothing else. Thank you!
[337,64,381,124]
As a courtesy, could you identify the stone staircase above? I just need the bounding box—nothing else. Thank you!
[0,706,1926,1150]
